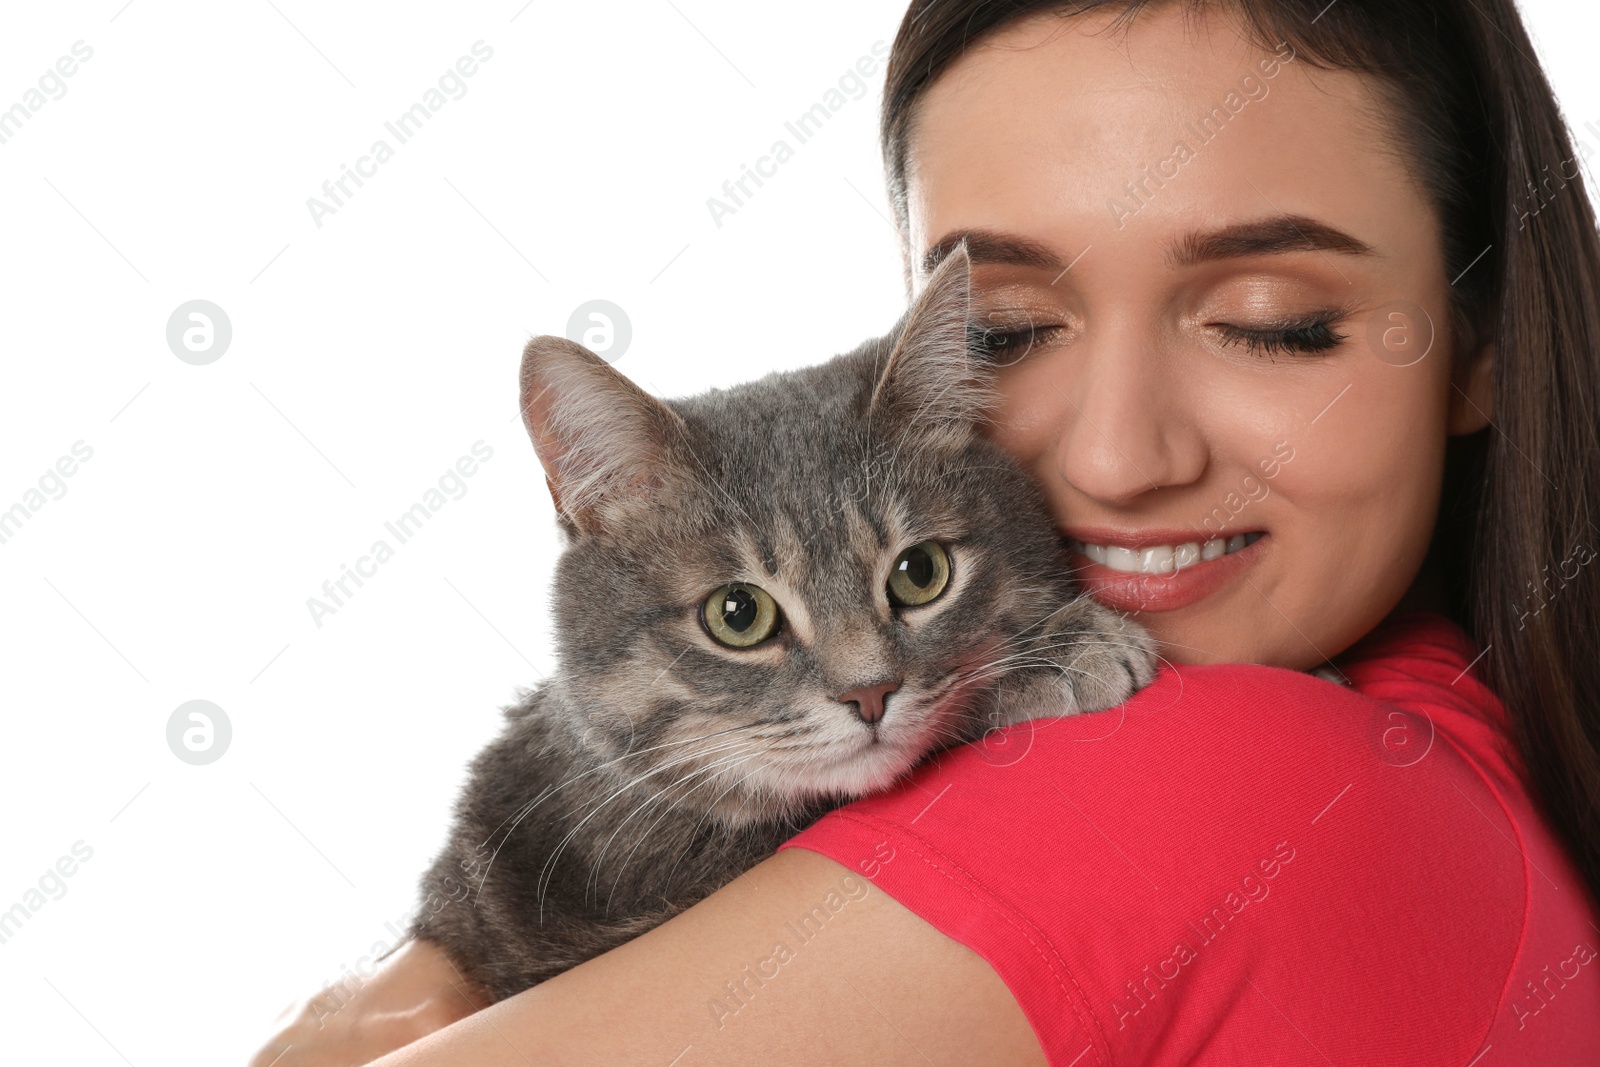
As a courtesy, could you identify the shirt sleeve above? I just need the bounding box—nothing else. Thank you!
[775,644,1535,1066]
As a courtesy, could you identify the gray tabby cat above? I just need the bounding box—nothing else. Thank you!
[406,244,1157,1002]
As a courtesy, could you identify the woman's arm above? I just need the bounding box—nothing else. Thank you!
[367,847,1048,1066]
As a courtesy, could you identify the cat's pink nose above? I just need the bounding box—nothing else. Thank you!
[836,679,901,725]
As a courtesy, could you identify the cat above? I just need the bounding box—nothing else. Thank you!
[404,242,1158,1003]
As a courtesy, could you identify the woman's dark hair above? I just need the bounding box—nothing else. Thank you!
[881,0,1600,902]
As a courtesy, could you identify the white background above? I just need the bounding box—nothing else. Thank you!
[0,2,1594,1063]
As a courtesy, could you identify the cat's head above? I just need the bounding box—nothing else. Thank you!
[519,244,1152,826]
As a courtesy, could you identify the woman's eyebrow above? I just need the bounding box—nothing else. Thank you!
[919,229,1062,276]
[1166,215,1377,266]
[919,216,1376,278]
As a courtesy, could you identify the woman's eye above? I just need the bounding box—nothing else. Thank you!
[1214,313,1347,358]
[702,583,781,648]
[887,540,952,607]
[968,321,1063,365]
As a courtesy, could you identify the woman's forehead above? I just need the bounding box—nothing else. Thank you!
[901,6,1422,277]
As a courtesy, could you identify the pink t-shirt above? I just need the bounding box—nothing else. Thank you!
[776,611,1600,1065]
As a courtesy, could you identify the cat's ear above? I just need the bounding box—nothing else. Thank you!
[868,241,996,452]
[519,335,690,535]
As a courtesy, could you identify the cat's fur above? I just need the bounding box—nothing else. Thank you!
[405,244,1158,1001]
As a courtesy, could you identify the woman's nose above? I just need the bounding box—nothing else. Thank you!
[1047,331,1208,505]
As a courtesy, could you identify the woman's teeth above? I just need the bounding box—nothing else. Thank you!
[1071,531,1263,574]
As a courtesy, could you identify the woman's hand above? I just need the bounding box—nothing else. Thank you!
[247,937,491,1067]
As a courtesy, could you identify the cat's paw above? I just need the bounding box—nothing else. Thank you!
[1060,600,1158,713]
[989,598,1156,724]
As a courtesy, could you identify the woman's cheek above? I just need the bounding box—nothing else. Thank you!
[1282,375,1448,619]
[986,364,1074,471]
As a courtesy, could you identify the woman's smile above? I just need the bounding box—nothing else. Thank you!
[1062,525,1269,613]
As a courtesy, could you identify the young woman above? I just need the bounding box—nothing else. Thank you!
[251,1,1600,1063]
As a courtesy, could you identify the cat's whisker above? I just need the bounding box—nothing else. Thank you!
[599,746,771,913]
[654,756,781,897]
[587,745,776,914]
[473,730,768,903]
[1007,633,1176,676]
[980,602,1111,650]
[964,652,1103,678]
[985,627,1150,663]
[475,719,772,854]
[582,741,766,905]
[537,739,769,918]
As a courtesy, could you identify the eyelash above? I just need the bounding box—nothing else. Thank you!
[970,310,1349,364]
[968,321,1064,365]
[1214,312,1347,358]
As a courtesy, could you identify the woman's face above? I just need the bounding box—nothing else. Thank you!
[903,7,1491,668]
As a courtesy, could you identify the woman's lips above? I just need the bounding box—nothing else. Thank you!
[1064,532,1270,613]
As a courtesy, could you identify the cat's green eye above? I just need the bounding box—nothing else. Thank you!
[887,540,951,607]
[702,583,781,648]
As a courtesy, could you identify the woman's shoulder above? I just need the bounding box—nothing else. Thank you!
[782,612,1512,888]
[1017,608,1519,791]
[819,610,1506,830]
[779,610,1600,1065]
